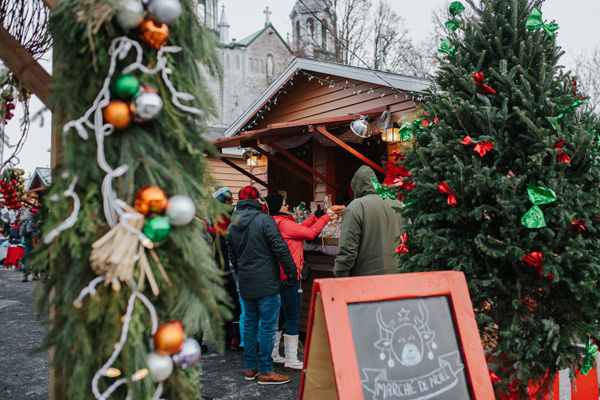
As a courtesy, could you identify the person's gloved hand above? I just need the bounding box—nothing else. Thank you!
[282,270,298,287]
[314,209,326,218]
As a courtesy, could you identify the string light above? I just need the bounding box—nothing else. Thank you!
[238,69,425,134]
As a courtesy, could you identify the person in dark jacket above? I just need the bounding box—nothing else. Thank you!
[226,186,298,385]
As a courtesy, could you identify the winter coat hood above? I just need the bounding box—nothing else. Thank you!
[230,199,263,229]
[351,166,377,198]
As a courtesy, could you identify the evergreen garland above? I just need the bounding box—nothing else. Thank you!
[397,0,600,396]
[34,1,230,399]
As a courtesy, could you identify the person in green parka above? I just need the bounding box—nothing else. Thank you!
[334,166,405,277]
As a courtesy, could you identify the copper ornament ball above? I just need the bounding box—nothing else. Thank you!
[103,100,132,130]
[134,186,168,215]
[153,321,185,356]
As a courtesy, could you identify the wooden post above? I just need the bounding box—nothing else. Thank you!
[0,26,53,107]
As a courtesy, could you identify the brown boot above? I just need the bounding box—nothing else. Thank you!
[244,367,259,381]
[257,370,291,385]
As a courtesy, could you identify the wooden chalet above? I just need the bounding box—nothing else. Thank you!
[209,57,428,206]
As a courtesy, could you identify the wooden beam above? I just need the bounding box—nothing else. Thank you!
[266,141,337,190]
[251,143,314,186]
[218,156,271,189]
[0,26,53,106]
[315,125,385,175]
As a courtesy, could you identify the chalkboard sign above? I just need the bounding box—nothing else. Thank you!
[348,296,472,400]
[299,271,494,400]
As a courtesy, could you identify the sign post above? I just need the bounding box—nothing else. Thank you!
[299,271,494,399]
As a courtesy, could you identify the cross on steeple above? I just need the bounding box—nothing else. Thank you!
[264,6,272,25]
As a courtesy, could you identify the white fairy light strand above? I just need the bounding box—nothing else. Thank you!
[62,36,205,229]
[59,35,205,399]
[82,278,159,400]
[239,69,425,133]
[43,175,80,244]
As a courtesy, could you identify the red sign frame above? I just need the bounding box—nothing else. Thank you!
[298,271,494,399]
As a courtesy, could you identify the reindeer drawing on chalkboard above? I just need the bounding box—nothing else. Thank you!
[374,300,438,368]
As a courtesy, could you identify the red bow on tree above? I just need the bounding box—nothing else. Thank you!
[473,72,496,95]
[461,136,494,156]
[422,117,439,127]
[396,232,409,254]
[437,181,457,206]
[394,179,415,191]
[391,150,406,162]
[523,252,555,280]
[571,220,586,233]
[554,140,564,149]
[558,151,571,163]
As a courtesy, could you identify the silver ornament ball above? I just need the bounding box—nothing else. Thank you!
[166,195,196,226]
[147,0,182,25]
[115,0,145,30]
[172,338,202,370]
[131,91,163,121]
[147,352,174,382]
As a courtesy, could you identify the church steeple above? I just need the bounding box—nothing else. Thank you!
[218,5,230,44]
[289,0,334,59]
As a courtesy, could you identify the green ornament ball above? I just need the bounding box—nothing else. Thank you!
[143,216,171,243]
[112,75,140,99]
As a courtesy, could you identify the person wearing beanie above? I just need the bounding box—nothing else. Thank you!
[226,186,297,385]
[210,187,239,351]
[213,184,233,205]
[264,193,330,371]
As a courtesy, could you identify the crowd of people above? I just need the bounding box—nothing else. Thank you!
[0,205,41,282]
[209,164,405,386]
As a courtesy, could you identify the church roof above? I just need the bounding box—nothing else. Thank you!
[221,57,429,137]
[227,23,291,53]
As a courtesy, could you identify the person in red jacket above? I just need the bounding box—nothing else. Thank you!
[265,193,330,370]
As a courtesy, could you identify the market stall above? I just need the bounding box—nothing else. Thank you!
[211,57,428,331]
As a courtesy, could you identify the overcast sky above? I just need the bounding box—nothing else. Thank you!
[5,0,600,177]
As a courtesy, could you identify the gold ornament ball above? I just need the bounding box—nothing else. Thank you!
[135,186,168,215]
[103,100,132,130]
[153,321,185,356]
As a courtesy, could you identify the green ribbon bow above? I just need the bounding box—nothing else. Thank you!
[398,122,414,142]
[526,7,559,37]
[581,339,598,376]
[546,100,584,130]
[371,177,397,200]
[445,2,465,31]
[412,119,424,134]
[438,38,457,58]
[520,184,557,229]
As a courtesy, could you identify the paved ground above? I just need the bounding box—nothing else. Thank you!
[0,268,302,400]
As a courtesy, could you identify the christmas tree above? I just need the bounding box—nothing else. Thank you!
[397,0,600,396]
[35,1,230,399]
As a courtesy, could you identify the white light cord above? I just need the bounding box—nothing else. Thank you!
[44,175,80,244]
[87,278,159,400]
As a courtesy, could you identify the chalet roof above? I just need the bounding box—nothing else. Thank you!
[223,57,429,137]
[26,167,52,191]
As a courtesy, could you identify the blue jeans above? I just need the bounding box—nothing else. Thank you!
[241,293,281,374]
[238,293,245,348]
[280,281,302,335]
[21,245,33,273]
